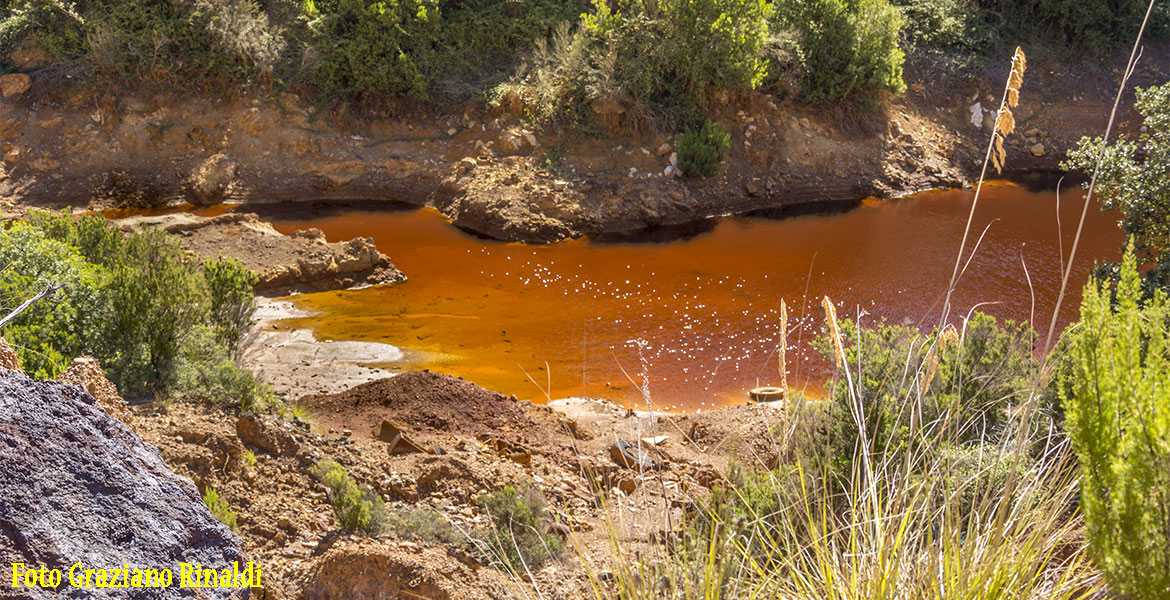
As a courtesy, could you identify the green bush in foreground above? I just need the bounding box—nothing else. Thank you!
[1065,248,1170,600]
[677,119,730,177]
[201,486,238,531]
[473,485,560,572]
[312,459,386,536]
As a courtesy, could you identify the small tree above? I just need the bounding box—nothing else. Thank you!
[677,119,730,177]
[1064,248,1170,600]
[203,257,257,353]
[1065,83,1170,297]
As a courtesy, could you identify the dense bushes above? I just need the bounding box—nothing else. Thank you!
[3,0,1165,119]
[509,0,772,127]
[812,309,1040,484]
[312,459,387,535]
[773,0,905,103]
[1064,250,1170,599]
[0,210,268,408]
[0,0,284,83]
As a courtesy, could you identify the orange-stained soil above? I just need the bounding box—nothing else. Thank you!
[269,182,1122,411]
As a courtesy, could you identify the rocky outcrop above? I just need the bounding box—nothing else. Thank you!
[0,371,250,599]
[303,539,488,600]
[119,212,405,294]
[56,355,131,422]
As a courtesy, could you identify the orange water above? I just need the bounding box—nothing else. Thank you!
[268,183,1123,411]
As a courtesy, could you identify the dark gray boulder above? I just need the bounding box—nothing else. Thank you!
[0,372,251,599]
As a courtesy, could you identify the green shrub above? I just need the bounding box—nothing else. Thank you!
[304,0,436,102]
[984,0,1165,50]
[202,486,238,530]
[12,210,268,409]
[312,459,387,535]
[203,257,257,353]
[1064,83,1170,298]
[1064,249,1170,600]
[386,506,457,544]
[676,119,730,177]
[100,228,211,397]
[773,0,905,103]
[3,0,283,86]
[892,0,994,53]
[933,312,1036,443]
[0,222,107,378]
[172,324,273,411]
[814,310,1043,483]
[473,485,561,572]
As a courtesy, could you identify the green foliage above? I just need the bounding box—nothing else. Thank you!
[934,312,1036,443]
[305,0,575,103]
[101,229,210,396]
[202,486,238,530]
[304,0,436,101]
[1064,249,1170,600]
[385,506,457,544]
[0,222,106,378]
[773,0,905,103]
[892,0,994,53]
[172,324,274,411]
[512,0,771,127]
[473,485,561,572]
[241,449,257,468]
[1064,83,1170,298]
[814,311,1041,482]
[3,0,284,86]
[312,459,387,535]
[6,210,268,409]
[203,257,257,353]
[676,119,730,177]
[984,0,1165,50]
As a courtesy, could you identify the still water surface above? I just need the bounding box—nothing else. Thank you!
[269,183,1122,411]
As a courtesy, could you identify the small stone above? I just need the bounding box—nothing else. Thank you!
[447,127,457,136]
[1029,143,1046,157]
[656,142,672,156]
[0,73,31,98]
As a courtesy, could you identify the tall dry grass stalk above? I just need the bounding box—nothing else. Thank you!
[779,299,789,397]
[939,48,1026,331]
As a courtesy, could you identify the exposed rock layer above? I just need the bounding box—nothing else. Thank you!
[119,212,405,293]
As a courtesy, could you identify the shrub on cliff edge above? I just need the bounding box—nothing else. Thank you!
[677,119,731,177]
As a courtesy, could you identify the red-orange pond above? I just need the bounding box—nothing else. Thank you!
[267,182,1122,412]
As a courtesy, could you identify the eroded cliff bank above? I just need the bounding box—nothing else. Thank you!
[1,55,1159,242]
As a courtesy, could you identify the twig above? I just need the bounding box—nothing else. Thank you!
[0,284,60,329]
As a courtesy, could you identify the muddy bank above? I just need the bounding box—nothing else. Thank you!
[238,299,402,401]
[118,212,404,293]
[1,55,1160,242]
